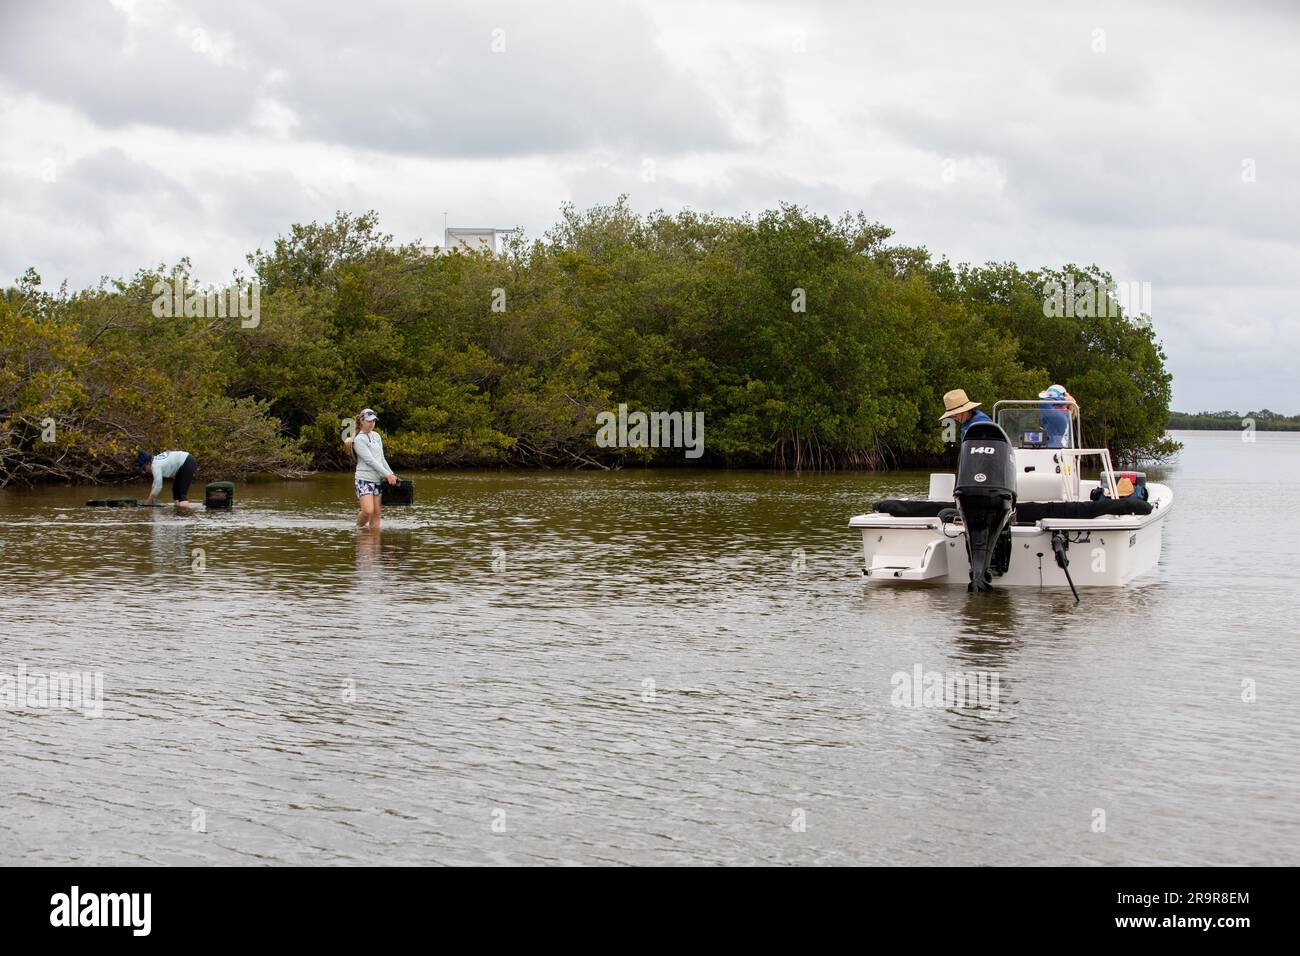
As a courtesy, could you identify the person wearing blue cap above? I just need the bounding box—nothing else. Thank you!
[1037,384,1074,449]
[136,449,197,507]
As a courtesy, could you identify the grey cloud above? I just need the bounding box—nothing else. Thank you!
[204,168,334,248]
[31,147,200,231]
[0,0,739,157]
[253,0,737,157]
[1051,55,1152,105]
[870,99,1299,248]
[0,2,259,132]
[0,147,206,287]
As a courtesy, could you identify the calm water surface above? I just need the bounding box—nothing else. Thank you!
[1,431,1296,865]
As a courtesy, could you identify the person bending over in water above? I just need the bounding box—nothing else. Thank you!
[346,408,398,529]
[137,449,197,508]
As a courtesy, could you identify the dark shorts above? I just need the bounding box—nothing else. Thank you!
[355,478,383,499]
[173,454,197,501]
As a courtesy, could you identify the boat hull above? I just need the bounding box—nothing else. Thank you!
[850,483,1171,588]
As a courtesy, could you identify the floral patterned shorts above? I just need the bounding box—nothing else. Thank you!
[355,478,383,499]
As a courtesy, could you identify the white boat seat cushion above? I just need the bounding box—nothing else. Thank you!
[1016,469,1064,502]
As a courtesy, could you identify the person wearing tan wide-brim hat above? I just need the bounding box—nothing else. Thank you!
[940,388,993,439]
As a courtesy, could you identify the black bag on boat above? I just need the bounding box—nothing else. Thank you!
[872,499,955,518]
[1017,498,1152,522]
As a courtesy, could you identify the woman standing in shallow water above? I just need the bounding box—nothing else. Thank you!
[346,408,397,529]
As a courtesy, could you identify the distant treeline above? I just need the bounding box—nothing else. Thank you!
[1168,410,1300,431]
[1,201,1176,486]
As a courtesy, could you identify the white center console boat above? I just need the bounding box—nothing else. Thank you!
[848,399,1172,595]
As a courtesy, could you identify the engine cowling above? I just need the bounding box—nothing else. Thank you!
[954,421,1017,591]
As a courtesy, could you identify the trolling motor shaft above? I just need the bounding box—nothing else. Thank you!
[1051,530,1081,603]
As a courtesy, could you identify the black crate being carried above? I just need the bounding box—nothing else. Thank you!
[381,478,415,506]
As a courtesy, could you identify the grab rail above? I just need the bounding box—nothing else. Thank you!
[1054,448,1119,500]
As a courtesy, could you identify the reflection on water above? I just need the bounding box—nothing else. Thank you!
[149,515,193,573]
[0,432,1297,865]
[354,529,422,592]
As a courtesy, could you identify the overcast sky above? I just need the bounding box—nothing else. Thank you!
[1,0,1295,412]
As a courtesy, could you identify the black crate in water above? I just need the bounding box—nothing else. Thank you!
[381,478,414,506]
[205,481,235,509]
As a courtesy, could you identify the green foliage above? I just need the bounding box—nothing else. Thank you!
[1168,409,1300,431]
[953,261,1179,464]
[1,203,1180,484]
[1,264,306,485]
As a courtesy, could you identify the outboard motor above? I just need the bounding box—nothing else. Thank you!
[954,421,1017,592]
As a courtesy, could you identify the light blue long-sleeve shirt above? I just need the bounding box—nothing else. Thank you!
[1039,404,1072,448]
[148,451,191,497]
[352,431,394,482]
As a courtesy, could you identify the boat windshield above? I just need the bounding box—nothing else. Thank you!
[994,402,1077,449]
